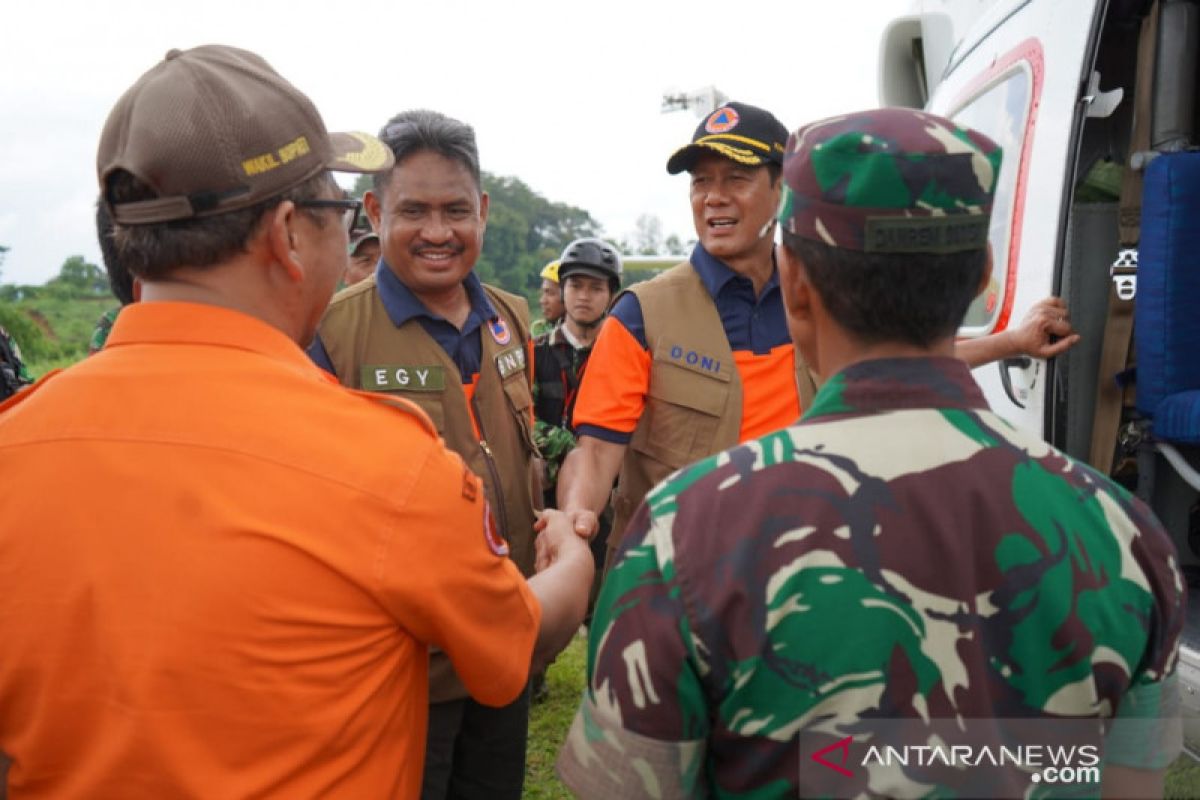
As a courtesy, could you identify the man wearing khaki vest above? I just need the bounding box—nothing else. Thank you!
[559,101,1082,552]
[308,109,540,800]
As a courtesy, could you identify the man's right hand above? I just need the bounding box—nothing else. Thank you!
[565,508,599,541]
[533,509,593,572]
[556,435,626,542]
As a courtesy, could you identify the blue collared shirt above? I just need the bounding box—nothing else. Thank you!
[308,260,500,385]
[607,243,788,355]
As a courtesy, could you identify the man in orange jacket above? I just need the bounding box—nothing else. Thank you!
[0,45,592,800]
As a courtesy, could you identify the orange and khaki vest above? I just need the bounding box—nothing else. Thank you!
[317,278,539,703]
[610,262,817,547]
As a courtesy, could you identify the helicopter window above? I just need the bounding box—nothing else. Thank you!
[950,66,1033,333]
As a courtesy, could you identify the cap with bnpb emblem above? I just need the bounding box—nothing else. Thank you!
[666,101,788,174]
[97,45,394,225]
[776,107,1002,254]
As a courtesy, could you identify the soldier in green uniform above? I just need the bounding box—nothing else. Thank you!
[0,325,31,400]
[557,107,1184,799]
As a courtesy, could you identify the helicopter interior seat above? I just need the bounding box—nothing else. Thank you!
[1136,151,1200,448]
[1134,150,1200,565]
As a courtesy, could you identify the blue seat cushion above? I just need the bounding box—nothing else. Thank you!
[1154,391,1200,444]
[1136,152,1200,417]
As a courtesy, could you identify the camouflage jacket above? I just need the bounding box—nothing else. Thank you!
[530,316,557,339]
[0,324,32,399]
[558,357,1184,799]
[88,307,123,355]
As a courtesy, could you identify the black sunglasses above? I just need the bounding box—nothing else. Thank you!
[295,198,362,233]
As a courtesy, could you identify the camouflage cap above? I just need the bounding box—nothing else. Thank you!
[776,107,1002,254]
[348,231,379,256]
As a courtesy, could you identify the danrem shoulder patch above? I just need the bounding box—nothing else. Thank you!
[776,107,1002,253]
[362,365,445,392]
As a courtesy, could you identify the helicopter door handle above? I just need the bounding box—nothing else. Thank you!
[999,356,1032,409]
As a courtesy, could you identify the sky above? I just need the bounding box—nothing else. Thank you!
[0,0,905,286]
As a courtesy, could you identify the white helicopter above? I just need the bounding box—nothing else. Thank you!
[879,0,1200,754]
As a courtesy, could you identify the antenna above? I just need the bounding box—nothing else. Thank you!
[660,85,728,118]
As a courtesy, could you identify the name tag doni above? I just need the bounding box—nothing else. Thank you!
[657,342,729,380]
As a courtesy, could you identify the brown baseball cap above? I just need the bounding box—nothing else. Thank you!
[98,45,394,225]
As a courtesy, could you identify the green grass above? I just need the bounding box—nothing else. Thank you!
[2,294,112,379]
[24,353,84,380]
[1167,752,1200,799]
[525,633,587,798]
[528,641,1200,799]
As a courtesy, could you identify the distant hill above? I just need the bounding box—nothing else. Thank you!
[0,292,115,379]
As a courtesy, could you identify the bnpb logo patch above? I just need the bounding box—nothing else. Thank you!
[488,317,511,346]
[705,106,740,134]
[483,500,509,557]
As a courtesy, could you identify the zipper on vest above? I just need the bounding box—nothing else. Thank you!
[471,396,510,542]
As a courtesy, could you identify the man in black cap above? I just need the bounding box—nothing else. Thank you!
[558,101,1082,557]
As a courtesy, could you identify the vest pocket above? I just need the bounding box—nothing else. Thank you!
[501,374,540,455]
[635,362,730,468]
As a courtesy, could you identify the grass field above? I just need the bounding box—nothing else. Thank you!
[526,634,587,798]
[527,636,1200,799]
[1167,752,1200,799]
[2,294,112,378]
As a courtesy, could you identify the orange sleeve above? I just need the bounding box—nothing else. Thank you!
[572,316,652,441]
[381,440,540,707]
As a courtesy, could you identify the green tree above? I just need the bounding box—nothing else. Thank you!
[47,255,108,297]
[350,173,373,200]
[0,244,8,282]
[479,172,600,299]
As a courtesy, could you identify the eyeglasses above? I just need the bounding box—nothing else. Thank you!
[296,198,362,234]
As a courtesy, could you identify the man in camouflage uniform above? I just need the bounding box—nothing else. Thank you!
[557,107,1184,799]
[0,324,32,400]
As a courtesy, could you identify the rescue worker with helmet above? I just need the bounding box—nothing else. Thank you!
[532,259,565,338]
[533,237,622,588]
